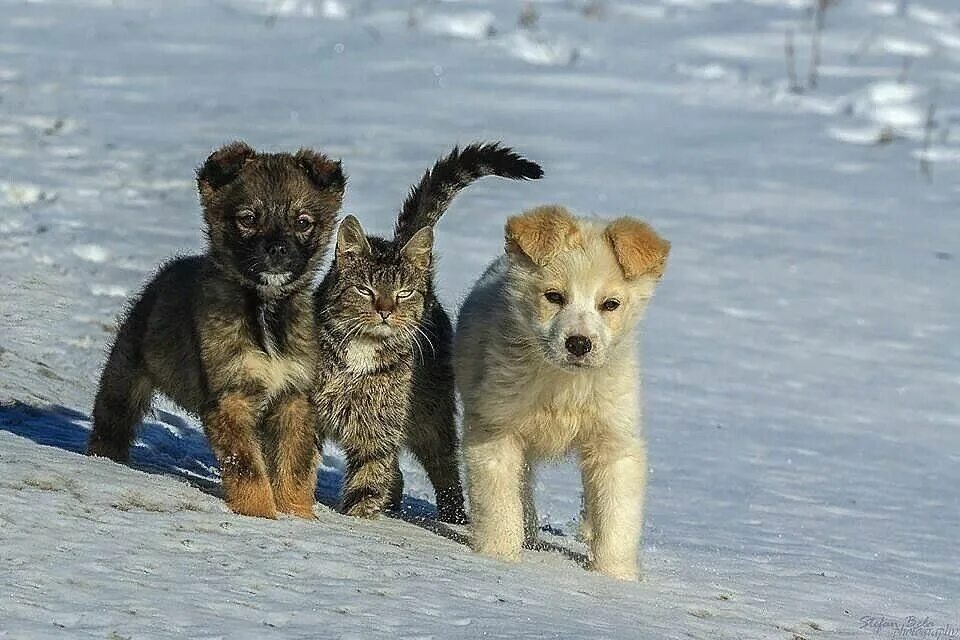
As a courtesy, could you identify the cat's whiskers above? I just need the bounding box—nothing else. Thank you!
[411,324,437,359]
[334,319,366,353]
[400,324,425,365]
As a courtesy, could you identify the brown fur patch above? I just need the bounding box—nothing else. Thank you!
[270,394,319,519]
[205,393,277,518]
[219,393,254,427]
[277,474,317,519]
[604,217,670,279]
[204,393,260,472]
[505,205,580,266]
[225,475,278,519]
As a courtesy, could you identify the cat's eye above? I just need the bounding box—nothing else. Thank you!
[295,213,314,233]
[355,286,375,298]
[544,291,565,306]
[601,299,621,312]
[396,290,414,300]
[237,211,257,230]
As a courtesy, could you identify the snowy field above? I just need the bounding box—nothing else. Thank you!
[1,0,959,638]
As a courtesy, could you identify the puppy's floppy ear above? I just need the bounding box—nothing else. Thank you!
[296,148,346,194]
[197,141,256,198]
[336,215,372,259]
[401,226,434,270]
[604,217,670,280]
[505,205,579,266]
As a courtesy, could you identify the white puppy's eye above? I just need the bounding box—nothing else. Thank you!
[355,286,375,298]
[544,291,566,306]
[396,290,414,300]
[601,299,621,312]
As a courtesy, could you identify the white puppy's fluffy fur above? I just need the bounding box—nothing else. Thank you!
[454,205,669,581]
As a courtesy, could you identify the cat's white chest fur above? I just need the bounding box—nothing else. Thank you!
[344,339,381,374]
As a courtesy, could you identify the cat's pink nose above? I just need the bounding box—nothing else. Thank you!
[374,295,396,318]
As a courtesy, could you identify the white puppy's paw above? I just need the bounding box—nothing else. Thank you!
[591,559,639,582]
[473,536,523,562]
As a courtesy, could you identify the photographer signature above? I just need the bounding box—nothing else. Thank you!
[860,615,960,639]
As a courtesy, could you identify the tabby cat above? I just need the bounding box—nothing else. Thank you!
[313,143,543,522]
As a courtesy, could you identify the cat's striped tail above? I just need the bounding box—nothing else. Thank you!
[394,142,543,243]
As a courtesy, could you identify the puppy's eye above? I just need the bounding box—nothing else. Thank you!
[544,291,565,306]
[237,212,257,230]
[355,286,375,298]
[601,299,621,312]
[396,290,414,300]
[295,213,314,233]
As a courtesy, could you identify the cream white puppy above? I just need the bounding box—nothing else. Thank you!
[454,205,669,581]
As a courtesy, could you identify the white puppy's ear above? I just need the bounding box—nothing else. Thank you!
[336,215,372,259]
[505,205,579,266]
[604,217,670,279]
[401,226,434,270]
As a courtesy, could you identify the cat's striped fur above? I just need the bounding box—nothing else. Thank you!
[313,142,542,522]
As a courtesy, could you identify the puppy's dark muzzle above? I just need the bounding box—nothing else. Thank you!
[262,240,296,272]
[565,335,592,358]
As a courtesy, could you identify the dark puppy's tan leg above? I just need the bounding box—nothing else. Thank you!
[88,338,154,462]
[204,393,277,519]
[264,393,319,519]
[341,443,401,519]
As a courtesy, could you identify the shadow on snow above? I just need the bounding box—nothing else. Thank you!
[0,400,587,566]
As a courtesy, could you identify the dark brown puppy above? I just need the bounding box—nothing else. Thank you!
[87,141,345,519]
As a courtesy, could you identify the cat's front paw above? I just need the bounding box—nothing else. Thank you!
[343,498,385,519]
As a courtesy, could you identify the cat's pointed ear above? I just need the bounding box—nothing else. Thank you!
[336,215,371,259]
[401,226,434,270]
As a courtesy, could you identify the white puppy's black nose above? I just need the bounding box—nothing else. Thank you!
[565,335,592,357]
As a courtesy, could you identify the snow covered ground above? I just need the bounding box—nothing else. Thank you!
[1,0,958,638]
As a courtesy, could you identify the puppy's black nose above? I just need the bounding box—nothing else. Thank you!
[565,335,592,357]
[267,243,288,259]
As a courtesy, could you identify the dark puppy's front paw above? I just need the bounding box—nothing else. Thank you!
[226,478,278,520]
[278,500,317,520]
